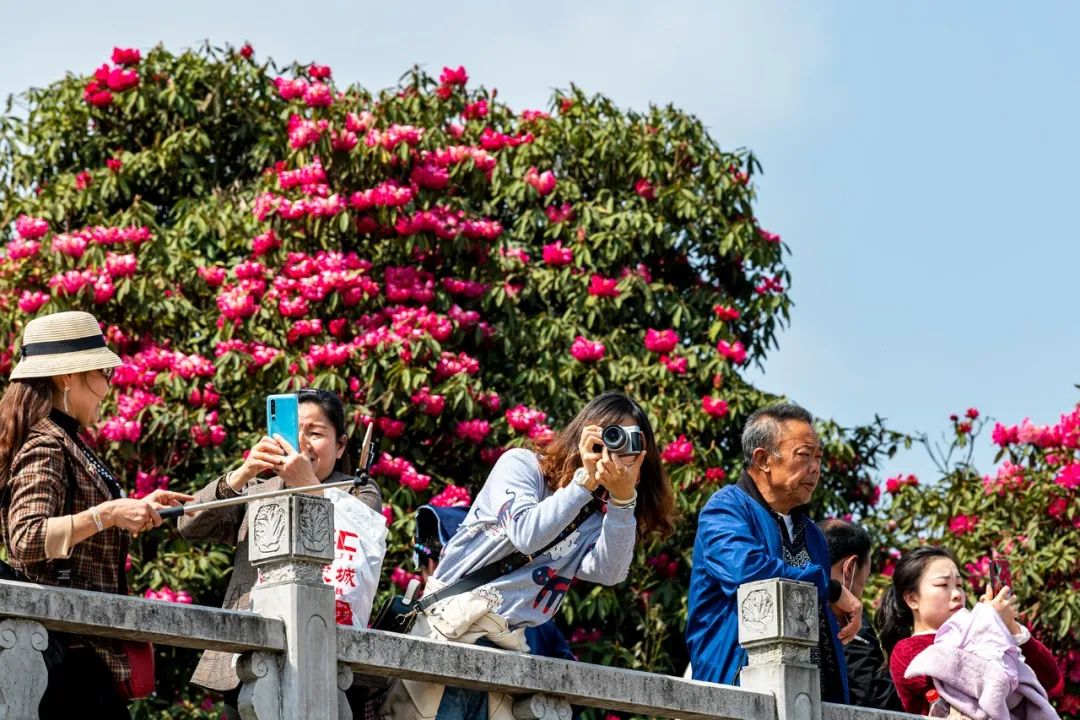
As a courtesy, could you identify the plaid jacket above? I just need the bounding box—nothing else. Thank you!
[2,415,131,681]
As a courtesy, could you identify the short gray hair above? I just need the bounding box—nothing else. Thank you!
[741,403,814,466]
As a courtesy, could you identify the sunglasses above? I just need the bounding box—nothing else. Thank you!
[100,367,115,382]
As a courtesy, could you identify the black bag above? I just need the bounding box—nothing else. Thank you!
[371,497,602,634]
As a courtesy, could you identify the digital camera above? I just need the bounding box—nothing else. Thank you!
[600,424,644,456]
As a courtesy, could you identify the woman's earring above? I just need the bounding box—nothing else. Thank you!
[63,386,70,414]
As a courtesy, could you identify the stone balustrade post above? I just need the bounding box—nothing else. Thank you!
[737,578,822,720]
[242,493,340,720]
[0,618,50,717]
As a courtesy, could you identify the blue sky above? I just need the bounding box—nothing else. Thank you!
[3,1,1077,484]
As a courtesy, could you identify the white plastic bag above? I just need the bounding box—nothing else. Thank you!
[323,488,388,628]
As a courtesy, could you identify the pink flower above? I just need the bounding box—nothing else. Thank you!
[661,435,694,464]
[634,178,656,200]
[1048,497,1068,520]
[991,422,1019,447]
[1055,463,1080,492]
[462,99,488,120]
[524,166,557,196]
[542,242,574,267]
[377,417,406,440]
[105,252,137,278]
[716,339,747,364]
[705,467,727,483]
[587,275,620,298]
[111,47,141,66]
[702,396,729,419]
[521,109,551,123]
[51,233,88,258]
[239,43,254,59]
[411,386,446,416]
[303,82,334,107]
[885,474,919,494]
[570,336,605,363]
[455,419,491,445]
[965,407,980,419]
[82,81,113,107]
[439,66,469,86]
[15,215,50,239]
[7,237,41,260]
[758,228,781,243]
[105,67,139,92]
[199,266,227,287]
[713,304,740,322]
[274,77,308,100]
[106,157,122,173]
[430,484,471,508]
[948,514,979,536]
[544,203,575,224]
[660,355,687,374]
[74,171,92,191]
[506,404,547,433]
[381,506,394,526]
[400,469,431,492]
[17,290,50,314]
[391,567,422,591]
[308,63,332,79]
[646,552,679,578]
[132,469,168,499]
[644,328,678,354]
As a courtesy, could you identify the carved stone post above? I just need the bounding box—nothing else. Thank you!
[513,693,572,720]
[737,578,821,720]
[247,493,337,720]
[0,618,49,717]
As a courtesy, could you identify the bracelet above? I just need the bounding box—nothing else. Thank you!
[216,473,242,500]
[608,491,638,509]
[89,505,105,532]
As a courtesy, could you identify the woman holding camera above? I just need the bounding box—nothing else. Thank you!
[878,546,1061,716]
[0,311,191,719]
[382,391,675,720]
[178,388,381,719]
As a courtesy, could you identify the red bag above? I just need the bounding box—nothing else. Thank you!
[116,641,155,699]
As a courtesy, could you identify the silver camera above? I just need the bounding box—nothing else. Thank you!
[601,424,644,456]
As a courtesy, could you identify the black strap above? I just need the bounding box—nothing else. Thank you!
[20,334,107,359]
[416,496,604,613]
[54,452,77,587]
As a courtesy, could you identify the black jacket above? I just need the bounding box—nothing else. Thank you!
[844,608,903,710]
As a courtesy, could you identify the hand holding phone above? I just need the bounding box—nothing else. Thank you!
[990,559,1013,596]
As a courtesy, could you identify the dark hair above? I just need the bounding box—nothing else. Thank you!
[297,388,352,475]
[0,379,55,492]
[537,391,676,539]
[876,546,959,657]
[818,518,872,568]
[741,402,814,466]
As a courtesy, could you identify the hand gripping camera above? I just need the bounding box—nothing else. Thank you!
[599,424,644,456]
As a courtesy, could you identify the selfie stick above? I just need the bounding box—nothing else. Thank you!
[158,424,379,520]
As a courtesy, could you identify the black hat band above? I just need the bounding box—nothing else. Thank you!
[20,334,107,360]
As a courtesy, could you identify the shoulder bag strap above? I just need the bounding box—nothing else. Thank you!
[54,451,77,587]
[416,496,604,613]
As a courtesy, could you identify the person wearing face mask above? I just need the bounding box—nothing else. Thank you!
[0,311,191,719]
[177,388,382,720]
[878,546,1062,716]
[381,391,675,720]
[686,403,862,704]
[819,518,902,711]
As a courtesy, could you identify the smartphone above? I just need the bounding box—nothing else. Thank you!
[267,394,300,451]
[990,559,1013,595]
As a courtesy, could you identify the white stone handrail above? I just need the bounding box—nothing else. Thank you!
[0,492,924,720]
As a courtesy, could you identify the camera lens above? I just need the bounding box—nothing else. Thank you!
[602,425,626,451]
[270,399,276,415]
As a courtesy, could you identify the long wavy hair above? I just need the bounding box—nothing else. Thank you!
[0,378,55,492]
[876,545,960,657]
[537,391,675,539]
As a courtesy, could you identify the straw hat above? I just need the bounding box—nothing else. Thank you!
[10,311,122,380]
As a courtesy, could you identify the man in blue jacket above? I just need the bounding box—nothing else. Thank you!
[686,403,862,703]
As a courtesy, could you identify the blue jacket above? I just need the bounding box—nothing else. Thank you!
[686,478,849,702]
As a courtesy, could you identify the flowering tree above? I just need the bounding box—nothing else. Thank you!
[870,408,1080,718]
[0,44,901,716]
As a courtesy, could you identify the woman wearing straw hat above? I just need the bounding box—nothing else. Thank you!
[0,310,192,719]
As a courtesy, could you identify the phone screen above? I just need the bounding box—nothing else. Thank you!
[990,559,1013,595]
[267,394,300,451]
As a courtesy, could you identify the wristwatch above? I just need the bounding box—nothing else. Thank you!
[572,467,591,487]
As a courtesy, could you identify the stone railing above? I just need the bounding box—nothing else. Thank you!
[0,492,919,720]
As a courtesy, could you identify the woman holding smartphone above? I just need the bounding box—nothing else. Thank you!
[382,391,675,720]
[178,388,381,719]
[877,546,1061,715]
